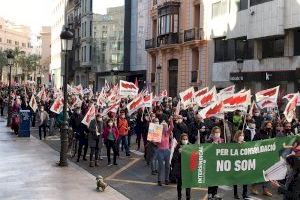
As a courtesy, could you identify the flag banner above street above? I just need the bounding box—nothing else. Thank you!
[119,80,138,97]
[255,86,279,102]
[182,136,299,188]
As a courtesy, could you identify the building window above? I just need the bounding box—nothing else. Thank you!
[89,46,92,61]
[212,0,228,18]
[0,25,2,29]
[262,37,284,58]
[153,0,157,6]
[0,38,2,42]
[15,41,19,46]
[238,0,248,11]
[102,31,107,38]
[250,0,273,6]
[22,43,26,47]
[214,38,235,62]
[7,39,12,44]
[235,38,254,59]
[90,21,92,37]
[101,42,106,51]
[294,29,300,56]
[215,38,225,62]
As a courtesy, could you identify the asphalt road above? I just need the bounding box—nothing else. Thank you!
[30,127,282,200]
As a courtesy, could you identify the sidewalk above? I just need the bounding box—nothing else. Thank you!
[0,118,128,200]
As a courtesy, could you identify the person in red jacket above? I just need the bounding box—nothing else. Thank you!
[103,119,120,166]
[117,110,130,156]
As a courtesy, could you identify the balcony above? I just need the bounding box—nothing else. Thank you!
[184,28,203,42]
[145,38,156,49]
[157,33,180,47]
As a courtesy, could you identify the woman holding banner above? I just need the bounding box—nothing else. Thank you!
[207,126,224,200]
[232,130,250,199]
[171,133,191,200]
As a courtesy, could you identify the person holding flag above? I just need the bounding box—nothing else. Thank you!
[88,114,103,167]
[117,110,130,157]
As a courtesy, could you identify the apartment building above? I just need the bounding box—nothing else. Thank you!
[36,26,51,86]
[0,17,32,83]
[145,0,209,97]
[51,0,67,88]
[0,17,32,53]
[205,0,300,94]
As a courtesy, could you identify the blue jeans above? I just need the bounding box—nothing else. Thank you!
[151,148,158,172]
[157,149,170,182]
[118,135,130,155]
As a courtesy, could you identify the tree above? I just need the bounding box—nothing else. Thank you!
[0,50,8,81]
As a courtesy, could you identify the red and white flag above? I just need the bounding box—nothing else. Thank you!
[179,87,195,109]
[144,93,153,108]
[199,100,224,119]
[256,98,277,109]
[197,86,217,108]
[37,87,45,99]
[175,100,181,116]
[119,80,139,97]
[102,102,120,117]
[71,95,83,109]
[284,93,298,122]
[72,84,83,95]
[255,86,279,102]
[222,90,251,112]
[50,98,64,114]
[283,93,300,106]
[96,94,104,108]
[29,95,38,112]
[217,85,235,100]
[82,104,96,126]
[194,87,209,102]
[127,95,144,115]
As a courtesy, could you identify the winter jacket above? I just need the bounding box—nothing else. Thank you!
[171,143,186,178]
[278,170,300,200]
[88,119,103,148]
[173,122,188,142]
[188,121,207,144]
[253,129,272,141]
[117,117,128,136]
[102,126,120,142]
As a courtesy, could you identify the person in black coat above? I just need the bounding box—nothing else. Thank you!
[70,108,88,162]
[188,114,207,144]
[270,155,300,200]
[171,133,191,200]
[173,115,188,142]
[251,121,273,197]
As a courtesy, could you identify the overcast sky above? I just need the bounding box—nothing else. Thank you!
[0,0,124,36]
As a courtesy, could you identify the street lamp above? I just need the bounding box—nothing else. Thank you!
[6,50,14,127]
[236,58,244,90]
[59,25,74,167]
[156,64,162,96]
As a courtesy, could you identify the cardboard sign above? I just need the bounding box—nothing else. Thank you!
[147,123,163,143]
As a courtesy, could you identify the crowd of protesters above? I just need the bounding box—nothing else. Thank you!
[0,84,300,200]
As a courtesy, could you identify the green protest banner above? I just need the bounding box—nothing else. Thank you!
[182,136,299,188]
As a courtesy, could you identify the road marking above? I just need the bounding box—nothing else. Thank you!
[130,149,144,156]
[108,178,207,191]
[106,158,141,180]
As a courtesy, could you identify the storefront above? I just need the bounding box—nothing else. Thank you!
[229,70,297,95]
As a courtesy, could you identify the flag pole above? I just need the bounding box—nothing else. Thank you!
[223,117,227,143]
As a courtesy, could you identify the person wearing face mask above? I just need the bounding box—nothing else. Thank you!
[157,117,174,186]
[270,155,300,200]
[253,110,263,130]
[141,113,150,152]
[232,131,250,199]
[171,133,191,200]
[36,105,49,140]
[188,114,206,144]
[283,122,295,136]
[206,127,223,199]
[117,110,130,156]
[251,121,273,197]
[88,114,103,167]
[274,123,285,137]
[173,115,188,142]
[103,119,119,166]
[244,120,256,141]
